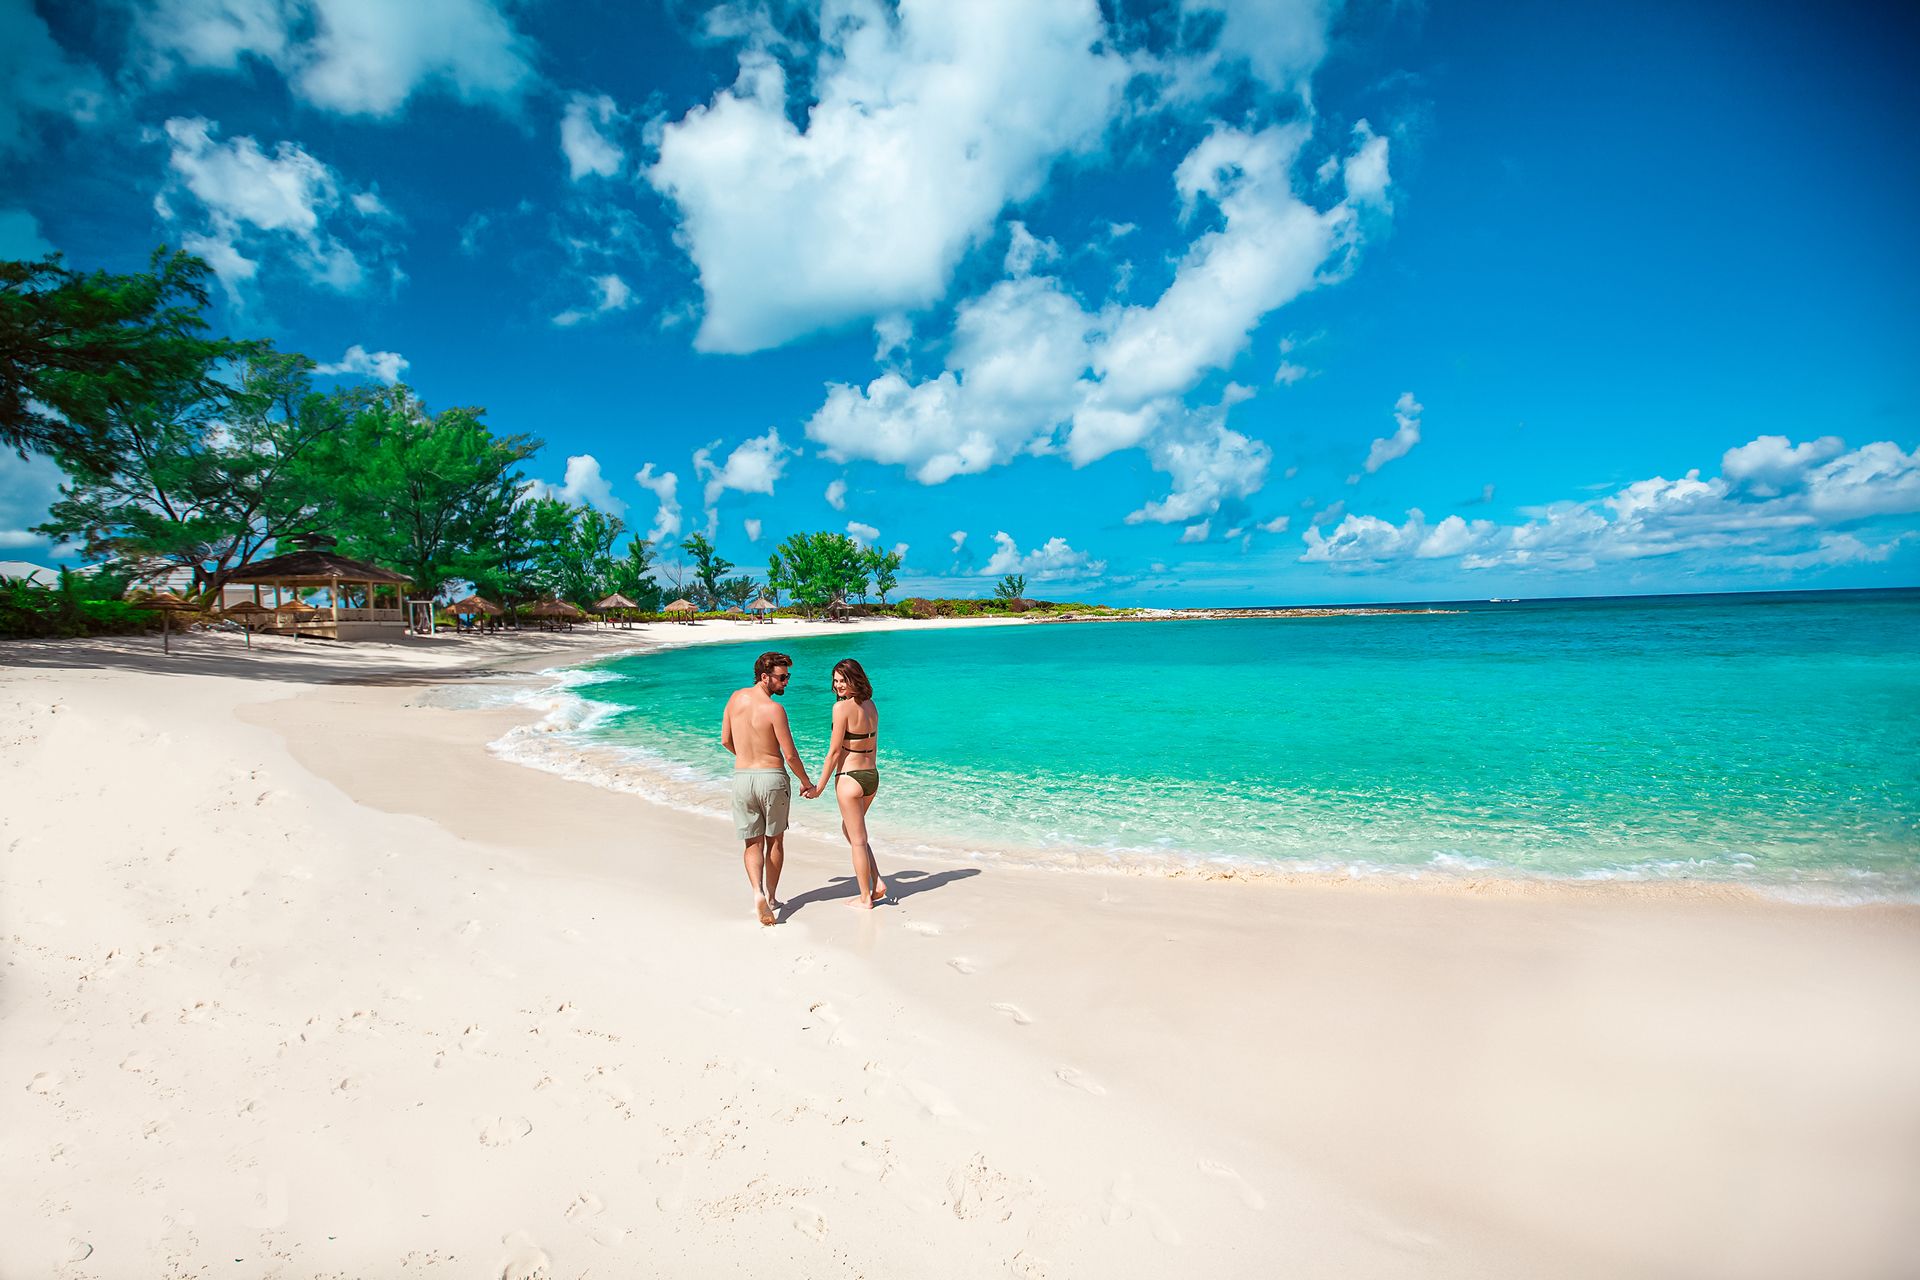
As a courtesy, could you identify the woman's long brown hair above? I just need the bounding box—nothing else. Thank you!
[832,658,873,701]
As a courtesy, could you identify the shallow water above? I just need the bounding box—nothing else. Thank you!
[497,590,1920,899]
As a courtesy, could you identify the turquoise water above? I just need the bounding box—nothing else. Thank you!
[528,590,1920,897]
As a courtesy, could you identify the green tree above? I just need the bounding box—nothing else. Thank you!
[607,535,662,611]
[765,551,786,607]
[38,348,332,597]
[2,248,247,471]
[719,575,759,609]
[994,573,1027,602]
[771,531,859,615]
[288,386,540,599]
[679,532,733,609]
[862,546,903,604]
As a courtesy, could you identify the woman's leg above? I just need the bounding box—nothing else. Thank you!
[857,791,887,901]
[836,775,880,907]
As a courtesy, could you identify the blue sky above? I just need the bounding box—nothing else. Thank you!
[2,0,1915,604]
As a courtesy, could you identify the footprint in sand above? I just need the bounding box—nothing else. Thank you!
[591,1225,631,1249]
[791,1205,829,1241]
[498,1229,550,1280]
[563,1192,604,1222]
[65,1240,93,1263]
[1103,1177,1182,1245]
[1197,1159,1266,1211]
[947,957,978,975]
[478,1115,534,1147]
[27,1071,61,1095]
[990,1002,1034,1026]
[1053,1067,1105,1095]
[904,920,942,936]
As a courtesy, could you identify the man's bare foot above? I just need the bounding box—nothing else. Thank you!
[870,880,890,903]
[767,897,785,913]
[755,894,776,926]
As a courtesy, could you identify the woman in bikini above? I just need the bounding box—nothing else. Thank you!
[804,658,889,908]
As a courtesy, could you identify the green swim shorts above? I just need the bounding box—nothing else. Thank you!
[731,768,791,840]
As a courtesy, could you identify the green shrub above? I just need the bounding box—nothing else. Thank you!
[0,568,152,639]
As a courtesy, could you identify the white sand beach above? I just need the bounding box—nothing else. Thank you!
[4,621,1918,1279]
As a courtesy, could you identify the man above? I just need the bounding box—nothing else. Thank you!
[720,651,815,925]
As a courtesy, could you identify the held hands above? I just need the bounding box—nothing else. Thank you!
[801,781,823,800]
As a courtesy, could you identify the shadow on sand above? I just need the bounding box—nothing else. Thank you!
[779,866,981,921]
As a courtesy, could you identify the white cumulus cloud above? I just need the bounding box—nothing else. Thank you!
[694,428,794,534]
[560,92,625,180]
[138,0,534,118]
[529,454,626,517]
[846,521,880,545]
[981,531,1106,581]
[156,116,391,300]
[1363,391,1422,474]
[743,517,762,542]
[315,343,408,384]
[634,463,682,544]
[648,0,1129,353]
[824,478,847,510]
[552,273,635,327]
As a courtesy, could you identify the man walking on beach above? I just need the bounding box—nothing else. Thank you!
[721,651,815,925]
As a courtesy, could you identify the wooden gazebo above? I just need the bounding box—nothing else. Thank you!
[748,595,777,622]
[664,598,697,624]
[219,540,411,641]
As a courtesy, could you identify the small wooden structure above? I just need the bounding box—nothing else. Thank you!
[664,598,697,624]
[749,595,777,622]
[594,593,639,628]
[220,599,273,648]
[132,588,193,653]
[827,594,852,623]
[219,538,412,641]
[527,598,587,631]
[449,595,503,633]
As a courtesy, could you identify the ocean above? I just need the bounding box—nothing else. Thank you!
[489,589,1920,900]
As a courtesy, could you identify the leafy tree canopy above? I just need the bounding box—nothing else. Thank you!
[2,249,247,472]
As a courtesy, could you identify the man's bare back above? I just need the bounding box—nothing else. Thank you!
[722,685,794,770]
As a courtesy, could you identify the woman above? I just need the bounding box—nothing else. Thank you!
[804,658,889,907]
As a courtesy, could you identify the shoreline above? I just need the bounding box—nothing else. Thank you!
[476,625,1918,908]
[5,626,1919,1277]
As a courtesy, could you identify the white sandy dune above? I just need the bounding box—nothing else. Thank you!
[3,621,1918,1279]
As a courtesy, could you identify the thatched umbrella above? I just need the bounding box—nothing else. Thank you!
[665,598,696,625]
[220,599,273,648]
[527,598,587,631]
[133,588,193,654]
[749,595,777,622]
[593,592,639,629]
[449,594,503,634]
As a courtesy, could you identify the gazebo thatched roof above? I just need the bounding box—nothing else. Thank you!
[664,598,696,613]
[749,596,777,612]
[221,549,411,587]
[528,598,587,619]
[450,594,503,616]
[594,592,639,611]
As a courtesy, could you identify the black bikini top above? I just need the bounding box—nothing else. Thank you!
[844,726,875,746]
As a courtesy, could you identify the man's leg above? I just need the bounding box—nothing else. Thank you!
[764,834,786,910]
[742,837,774,925]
